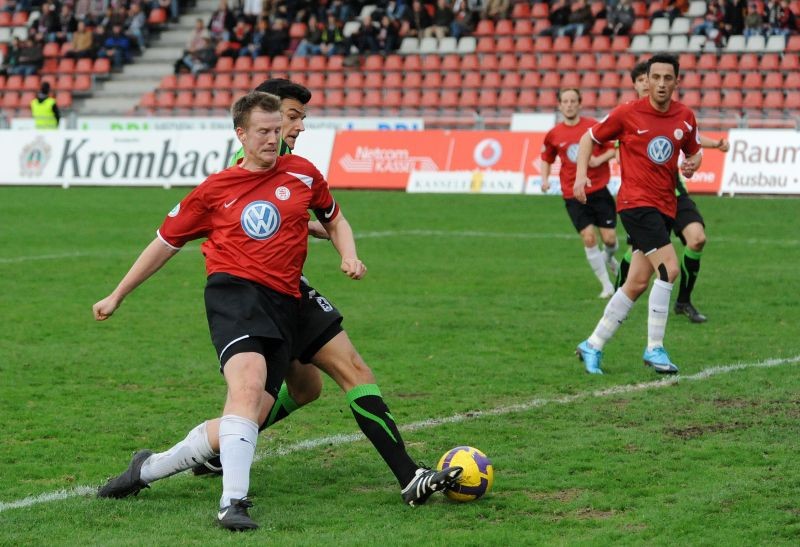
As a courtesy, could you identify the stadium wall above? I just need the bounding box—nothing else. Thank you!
[3,128,797,196]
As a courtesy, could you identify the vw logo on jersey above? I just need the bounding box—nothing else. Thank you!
[647,136,674,164]
[567,144,580,163]
[473,138,503,168]
[241,200,280,240]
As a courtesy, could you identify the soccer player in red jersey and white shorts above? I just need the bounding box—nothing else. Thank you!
[93,92,365,530]
[541,88,618,298]
[573,53,703,375]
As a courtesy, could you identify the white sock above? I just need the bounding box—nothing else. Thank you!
[219,414,258,509]
[140,421,216,483]
[604,241,619,262]
[585,245,614,292]
[647,279,673,350]
[588,289,635,350]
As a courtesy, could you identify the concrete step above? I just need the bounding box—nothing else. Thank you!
[92,79,158,98]
[74,96,140,115]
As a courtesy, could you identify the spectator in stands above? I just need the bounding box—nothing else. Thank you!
[30,81,60,129]
[385,0,408,22]
[90,24,109,57]
[376,13,400,52]
[35,3,61,43]
[767,0,796,35]
[66,20,95,58]
[98,23,132,68]
[239,17,268,57]
[482,0,509,22]
[218,18,250,56]
[126,2,149,53]
[175,35,217,74]
[424,0,455,39]
[100,6,128,30]
[262,18,290,57]
[185,18,211,54]
[650,0,688,23]
[780,0,798,31]
[743,2,766,36]
[404,0,433,37]
[2,37,22,76]
[604,0,635,35]
[319,13,346,55]
[691,1,724,45]
[539,0,571,37]
[327,0,354,22]
[559,0,594,38]
[152,0,180,24]
[10,37,44,75]
[241,0,262,22]
[208,0,236,42]
[293,14,324,56]
[722,0,747,36]
[53,3,78,44]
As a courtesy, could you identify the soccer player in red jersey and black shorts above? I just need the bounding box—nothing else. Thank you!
[573,53,703,375]
[615,62,730,323]
[93,92,365,530]
[541,88,618,298]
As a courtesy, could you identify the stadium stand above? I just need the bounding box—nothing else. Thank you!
[1,0,799,131]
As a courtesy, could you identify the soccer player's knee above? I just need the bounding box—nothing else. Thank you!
[657,263,678,282]
[288,376,323,406]
[689,232,706,251]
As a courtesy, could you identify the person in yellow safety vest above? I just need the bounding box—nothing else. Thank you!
[30,81,60,129]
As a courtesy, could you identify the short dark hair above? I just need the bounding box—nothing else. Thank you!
[557,88,581,103]
[254,78,312,105]
[630,62,648,83]
[231,91,281,129]
[647,53,680,79]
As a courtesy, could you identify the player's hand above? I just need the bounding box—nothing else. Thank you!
[717,138,730,153]
[573,175,592,204]
[93,295,121,321]
[341,258,367,280]
[540,179,551,193]
[680,157,699,178]
[308,220,330,240]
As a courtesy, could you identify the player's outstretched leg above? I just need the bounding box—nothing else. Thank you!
[674,247,706,323]
[97,450,153,498]
[585,244,615,298]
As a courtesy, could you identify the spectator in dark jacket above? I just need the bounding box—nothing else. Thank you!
[10,38,44,75]
[604,0,635,35]
[263,19,290,57]
[539,0,571,36]
[404,0,432,37]
[98,24,132,68]
[319,14,346,55]
[559,0,594,38]
[424,0,455,38]
[294,14,324,56]
[208,0,236,42]
[723,0,747,36]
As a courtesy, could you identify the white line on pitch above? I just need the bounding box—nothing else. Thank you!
[1,354,798,514]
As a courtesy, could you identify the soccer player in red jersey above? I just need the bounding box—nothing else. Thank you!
[541,88,618,298]
[615,62,730,323]
[573,53,703,375]
[93,92,365,530]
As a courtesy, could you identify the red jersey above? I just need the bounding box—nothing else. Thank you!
[590,97,701,218]
[541,117,611,199]
[158,154,339,298]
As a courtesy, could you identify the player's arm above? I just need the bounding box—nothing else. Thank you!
[589,147,616,167]
[540,160,552,193]
[308,219,330,239]
[93,238,179,320]
[321,213,367,280]
[680,151,703,179]
[573,131,596,204]
[699,134,729,152]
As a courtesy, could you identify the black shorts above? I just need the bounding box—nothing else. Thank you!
[294,280,344,363]
[564,187,617,232]
[619,207,674,255]
[204,273,299,398]
[673,194,704,244]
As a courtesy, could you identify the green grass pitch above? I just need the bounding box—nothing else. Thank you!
[1,187,799,545]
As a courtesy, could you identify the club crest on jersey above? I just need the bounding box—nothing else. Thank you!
[647,137,674,164]
[567,144,580,163]
[241,200,280,240]
[275,186,291,201]
[673,129,684,140]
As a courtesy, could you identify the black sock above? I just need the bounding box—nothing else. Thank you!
[677,248,702,303]
[616,249,632,289]
[347,384,418,487]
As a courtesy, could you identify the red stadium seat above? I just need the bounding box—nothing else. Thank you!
[533,36,552,53]
[43,42,60,58]
[383,72,403,88]
[193,90,213,109]
[56,75,75,92]
[403,71,422,88]
[718,54,738,71]
[619,90,637,104]
[305,72,324,90]
[552,36,571,52]
[215,73,233,89]
[421,72,442,88]
[521,72,541,88]
[382,90,402,109]
[421,54,441,72]
[573,36,592,52]
[326,72,345,88]
[442,72,462,88]
[271,56,289,71]
[702,90,722,109]
[327,55,344,71]
[362,90,383,109]
[148,7,167,26]
[597,90,618,109]
[599,72,621,89]
[538,90,558,109]
[483,71,501,89]
[616,53,635,71]
[702,73,722,88]
[580,72,601,88]
[681,72,701,88]
[344,72,364,89]
[11,10,28,25]
[512,2,531,18]
[289,22,307,39]
[785,92,800,111]
[459,89,479,110]
[462,72,481,89]
[324,89,344,109]
[517,89,537,108]
[156,91,175,110]
[513,19,533,36]
[721,72,742,88]
[541,72,560,90]
[515,36,534,54]
[461,54,479,71]
[364,72,383,88]
[532,3,549,18]
[581,90,597,109]
[441,54,460,71]
[363,54,383,71]
[0,12,11,26]
[784,72,800,88]
[723,90,743,109]
[400,89,421,109]
[760,53,780,71]
[538,53,557,71]
[307,55,326,71]
[611,36,631,52]
[742,72,763,89]
[23,74,40,91]
[5,74,23,91]
[741,90,762,110]
[92,57,111,75]
[252,56,270,72]
[478,89,498,110]
[176,73,195,90]
[481,54,499,71]
[160,74,177,90]
[678,53,696,70]
[680,90,701,109]
[495,19,513,35]
[474,19,494,36]
[196,73,214,90]
[1,91,20,109]
[419,89,440,110]
[232,73,251,92]
[576,54,596,71]
[696,54,717,71]
[403,54,422,71]
[344,89,363,109]
[175,91,194,110]
[763,72,784,88]
[786,35,800,51]
[630,18,649,33]
[476,37,497,54]
[234,55,252,72]
[560,73,580,88]
[763,91,784,110]
[215,56,234,72]
[56,58,76,75]
[738,53,758,71]
[501,72,521,89]
[138,92,156,110]
[518,53,536,71]
[498,53,517,71]
[596,53,616,71]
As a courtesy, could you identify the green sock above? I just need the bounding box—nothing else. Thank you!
[260,383,300,431]
[677,247,702,303]
[347,384,417,486]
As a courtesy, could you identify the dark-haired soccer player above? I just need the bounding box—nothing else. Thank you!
[541,87,618,298]
[94,92,363,530]
[574,53,703,375]
[615,62,730,323]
